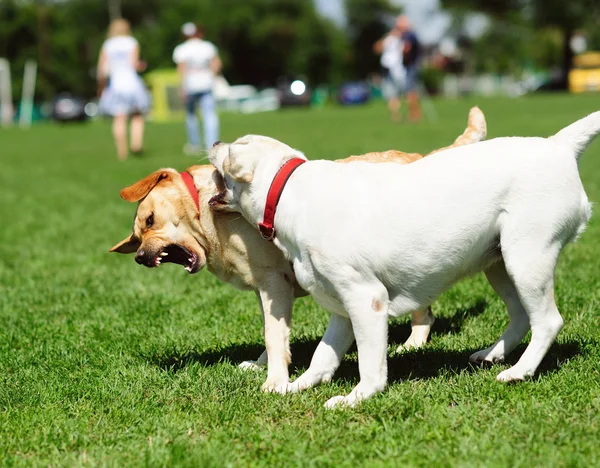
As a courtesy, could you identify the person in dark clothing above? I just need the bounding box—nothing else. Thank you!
[398,16,422,122]
[374,15,422,122]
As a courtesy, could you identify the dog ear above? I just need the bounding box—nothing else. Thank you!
[120,170,173,202]
[223,154,254,183]
[109,234,141,254]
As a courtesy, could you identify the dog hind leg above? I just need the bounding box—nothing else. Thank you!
[470,259,529,364]
[282,313,355,394]
[398,307,435,351]
[324,283,389,408]
[239,349,268,371]
[495,242,564,382]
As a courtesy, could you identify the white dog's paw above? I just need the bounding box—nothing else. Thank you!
[324,394,359,409]
[239,360,264,371]
[496,366,532,383]
[469,347,504,365]
[282,378,313,394]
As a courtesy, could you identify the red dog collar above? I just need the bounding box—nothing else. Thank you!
[180,171,200,211]
[258,158,306,241]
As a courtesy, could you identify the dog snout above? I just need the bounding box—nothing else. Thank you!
[212,140,221,147]
[135,249,147,265]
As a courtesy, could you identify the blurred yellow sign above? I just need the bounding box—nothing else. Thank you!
[569,52,600,93]
[145,69,184,121]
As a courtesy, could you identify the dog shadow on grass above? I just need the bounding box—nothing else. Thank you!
[146,298,583,383]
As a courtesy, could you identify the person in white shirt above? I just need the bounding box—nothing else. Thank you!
[173,22,222,155]
[374,23,405,122]
[374,16,422,122]
[97,18,150,160]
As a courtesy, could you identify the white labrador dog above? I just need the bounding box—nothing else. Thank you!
[208,112,598,408]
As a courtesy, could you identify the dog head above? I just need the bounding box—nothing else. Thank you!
[110,167,224,274]
[208,135,306,217]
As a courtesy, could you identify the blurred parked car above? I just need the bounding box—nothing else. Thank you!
[337,81,370,105]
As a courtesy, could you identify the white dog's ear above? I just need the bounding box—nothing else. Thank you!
[223,154,254,183]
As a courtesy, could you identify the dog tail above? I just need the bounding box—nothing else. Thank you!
[427,106,487,156]
[551,111,600,160]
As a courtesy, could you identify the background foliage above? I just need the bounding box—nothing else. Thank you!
[1,0,600,100]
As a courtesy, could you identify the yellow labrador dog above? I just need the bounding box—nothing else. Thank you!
[111,107,486,392]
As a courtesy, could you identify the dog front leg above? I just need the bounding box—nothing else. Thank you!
[324,284,389,409]
[257,274,293,393]
[282,313,355,394]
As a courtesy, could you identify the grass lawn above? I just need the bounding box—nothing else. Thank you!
[1,94,600,466]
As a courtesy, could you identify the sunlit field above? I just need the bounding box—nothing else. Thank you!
[1,94,599,466]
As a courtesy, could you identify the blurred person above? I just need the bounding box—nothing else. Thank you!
[173,22,222,156]
[374,21,405,121]
[374,15,422,122]
[97,18,150,160]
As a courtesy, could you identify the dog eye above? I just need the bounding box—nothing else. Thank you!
[146,214,154,229]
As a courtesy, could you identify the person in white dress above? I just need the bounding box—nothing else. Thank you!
[97,18,150,160]
[173,22,222,155]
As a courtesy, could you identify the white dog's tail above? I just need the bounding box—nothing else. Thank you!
[551,111,600,160]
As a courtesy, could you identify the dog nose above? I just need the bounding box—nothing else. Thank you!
[212,140,221,147]
[135,250,146,265]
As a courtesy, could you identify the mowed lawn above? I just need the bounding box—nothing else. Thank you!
[1,94,600,467]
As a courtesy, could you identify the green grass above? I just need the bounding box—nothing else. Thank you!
[1,94,600,467]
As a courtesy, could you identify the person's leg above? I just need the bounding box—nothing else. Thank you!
[112,114,128,160]
[199,91,219,149]
[185,93,202,151]
[130,113,145,153]
[406,66,422,122]
[388,96,401,122]
[382,74,402,122]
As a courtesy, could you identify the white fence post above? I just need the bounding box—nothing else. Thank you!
[0,58,14,127]
[19,60,37,128]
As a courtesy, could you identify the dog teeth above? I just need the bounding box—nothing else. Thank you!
[185,266,192,272]
[160,252,168,257]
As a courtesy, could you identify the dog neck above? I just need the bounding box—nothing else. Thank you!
[180,171,200,211]
[185,167,245,279]
[258,158,306,241]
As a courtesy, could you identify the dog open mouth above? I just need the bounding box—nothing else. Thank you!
[154,244,201,274]
[208,190,229,208]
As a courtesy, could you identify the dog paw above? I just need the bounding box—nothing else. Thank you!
[239,360,264,371]
[469,348,504,365]
[396,339,425,353]
[324,394,359,409]
[262,381,290,393]
[282,378,313,394]
[496,366,531,383]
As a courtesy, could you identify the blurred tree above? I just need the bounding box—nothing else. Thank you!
[443,0,600,87]
[529,0,600,87]
[344,0,401,79]
[0,0,348,100]
[470,14,528,75]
